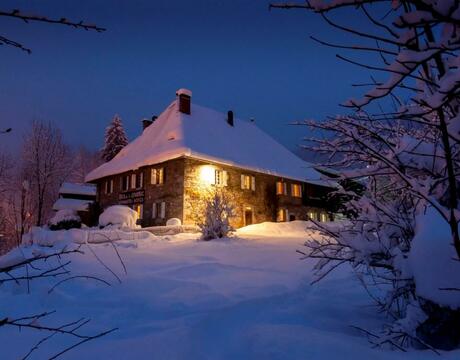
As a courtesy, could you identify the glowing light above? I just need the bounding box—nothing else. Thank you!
[199,165,215,185]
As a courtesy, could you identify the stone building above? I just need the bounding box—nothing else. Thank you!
[85,89,337,228]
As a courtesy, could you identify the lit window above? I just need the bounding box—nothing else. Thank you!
[215,169,228,186]
[291,184,302,198]
[121,175,130,191]
[241,174,255,190]
[277,208,288,222]
[152,202,166,219]
[134,204,143,220]
[276,181,287,195]
[307,211,317,221]
[151,168,164,185]
[320,213,328,222]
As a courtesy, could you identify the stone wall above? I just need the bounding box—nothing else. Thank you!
[95,156,334,229]
[95,158,185,227]
[182,158,331,228]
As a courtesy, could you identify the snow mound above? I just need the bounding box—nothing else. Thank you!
[409,207,460,309]
[237,220,315,237]
[49,209,80,226]
[99,205,139,229]
[22,226,156,247]
[0,247,26,269]
[166,218,181,226]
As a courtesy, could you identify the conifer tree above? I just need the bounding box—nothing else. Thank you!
[101,114,128,162]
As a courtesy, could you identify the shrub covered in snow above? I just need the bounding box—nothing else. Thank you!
[166,218,181,226]
[99,205,139,229]
[48,209,81,231]
[277,0,460,351]
[198,190,234,241]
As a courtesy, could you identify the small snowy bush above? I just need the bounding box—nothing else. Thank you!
[198,190,234,241]
[99,205,139,229]
[48,209,81,231]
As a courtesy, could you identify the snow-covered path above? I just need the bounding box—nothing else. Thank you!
[1,225,458,359]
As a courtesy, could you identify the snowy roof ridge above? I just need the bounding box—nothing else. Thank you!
[85,98,328,185]
[59,182,97,196]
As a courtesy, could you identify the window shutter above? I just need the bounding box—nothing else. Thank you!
[283,183,287,195]
[152,203,157,219]
[151,169,157,185]
[214,170,219,185]
[160,202,166,218]
[222,171,228,186]
[131,174,136,189]
[251,176,255,191]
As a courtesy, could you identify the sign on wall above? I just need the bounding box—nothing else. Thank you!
[118,190,145,205]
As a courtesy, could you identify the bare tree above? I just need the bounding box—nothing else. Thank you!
[0,9,105,54]
[22,121,73,227]
[0,246,117,359]
[70,145,103,183]
[272,0,460,351]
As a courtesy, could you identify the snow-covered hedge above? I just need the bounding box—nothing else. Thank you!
[99,205,139,229]
[48,209,81,231]
[22,226,156,247]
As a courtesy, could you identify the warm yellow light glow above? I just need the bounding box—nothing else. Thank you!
[199,165,215,185]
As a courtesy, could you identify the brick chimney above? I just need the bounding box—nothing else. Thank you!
[176,88,192,115]
[227,110,234,127]
[142,115,157,131]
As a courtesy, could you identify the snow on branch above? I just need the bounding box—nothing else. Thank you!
[0,9,106,32]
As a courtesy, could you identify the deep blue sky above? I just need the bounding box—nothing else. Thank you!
[0,0,373,155]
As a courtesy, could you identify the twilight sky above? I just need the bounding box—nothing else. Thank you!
[0,0,374,155]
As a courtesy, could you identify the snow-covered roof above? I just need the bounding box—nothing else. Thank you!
[53,198,93,212]
[86,95,329,185]
[59,182,96,197]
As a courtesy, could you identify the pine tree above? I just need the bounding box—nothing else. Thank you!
[101,114,128,162]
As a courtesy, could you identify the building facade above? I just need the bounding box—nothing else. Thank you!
[87,89,336,228]
[94,156,334,228]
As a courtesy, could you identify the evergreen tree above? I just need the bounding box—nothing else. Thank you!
[101,114,128,162]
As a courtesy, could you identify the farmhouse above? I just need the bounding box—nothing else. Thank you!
[85,89,337,228]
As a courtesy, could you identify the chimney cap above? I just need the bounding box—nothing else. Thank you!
[176,88,192,97]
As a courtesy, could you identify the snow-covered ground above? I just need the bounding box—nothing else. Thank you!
[1,221,458,359]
